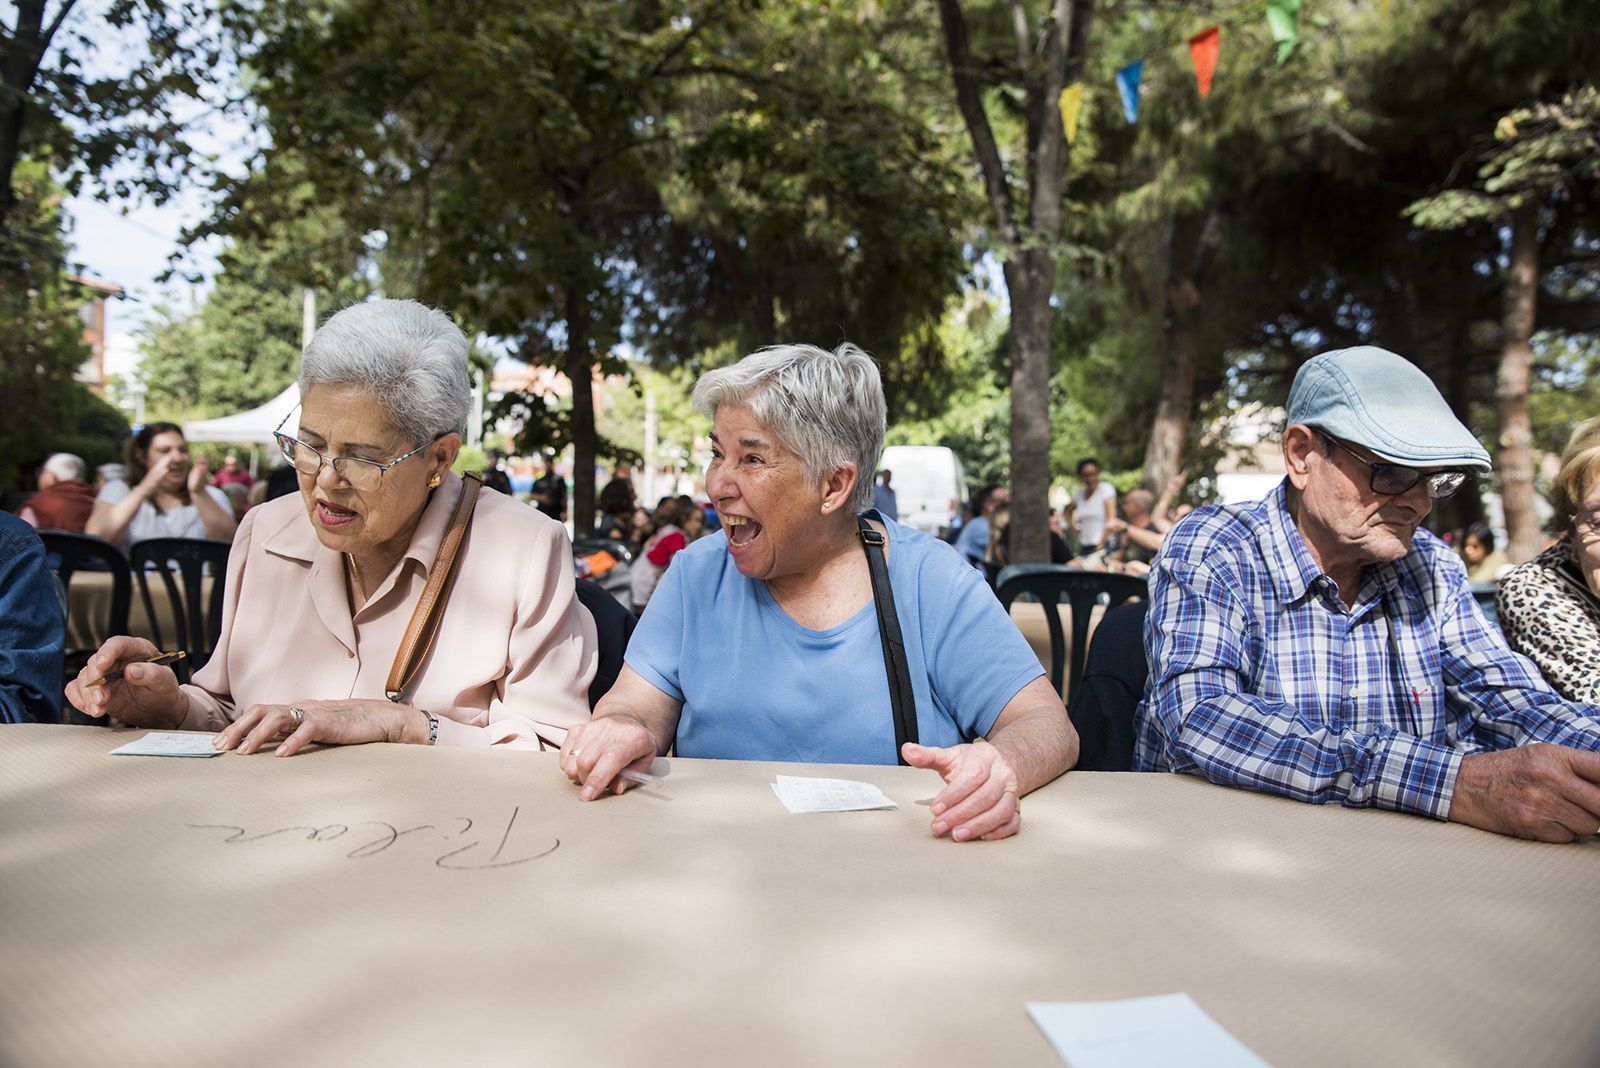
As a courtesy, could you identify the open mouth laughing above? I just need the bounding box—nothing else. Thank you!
[723,514,762,550]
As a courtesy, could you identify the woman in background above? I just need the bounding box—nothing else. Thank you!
[630,498,695,614]
[1497,419,1600,703]
[87,423,237,551]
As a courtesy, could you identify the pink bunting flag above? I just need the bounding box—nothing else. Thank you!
[1188,26,1220,98]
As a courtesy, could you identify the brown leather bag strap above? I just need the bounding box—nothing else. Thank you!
[386,472,483,702]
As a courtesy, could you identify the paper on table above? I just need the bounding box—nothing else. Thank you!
[1026,994,1271,1068]
[109,731,223,758]
[770,775,897,814]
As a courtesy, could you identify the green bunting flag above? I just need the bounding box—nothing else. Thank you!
[1267,0,1301,64]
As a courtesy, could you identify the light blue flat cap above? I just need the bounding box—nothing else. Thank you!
[1287,346,1492,471]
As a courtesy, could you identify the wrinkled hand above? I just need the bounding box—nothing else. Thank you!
[1449,744,1600,843]
[214,699,421,757]
[65,636,187,728]
[902,739,1022,842]
[560,713,658,800]
[186,454,211,496]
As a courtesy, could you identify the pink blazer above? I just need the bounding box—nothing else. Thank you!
[179,473,597,747]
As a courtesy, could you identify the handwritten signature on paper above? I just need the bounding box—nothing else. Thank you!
[187,805,560,870]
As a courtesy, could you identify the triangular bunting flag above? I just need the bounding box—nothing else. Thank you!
[1187,26,1220,98]
[1267,0,1301,64]
[1058,83,1085,144]
[1115,60,1144,124]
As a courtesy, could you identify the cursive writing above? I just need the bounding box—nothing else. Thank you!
[188,806,560,869]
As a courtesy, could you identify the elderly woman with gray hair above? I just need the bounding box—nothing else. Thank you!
[560,343,1076,841]
[69,299,597,752]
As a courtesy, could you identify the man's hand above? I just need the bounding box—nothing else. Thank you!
[1449,744,1600,842]
[902,739,1022,841]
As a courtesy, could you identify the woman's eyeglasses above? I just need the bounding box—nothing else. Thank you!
[272,412,430,493]
[1323,436,1469,500]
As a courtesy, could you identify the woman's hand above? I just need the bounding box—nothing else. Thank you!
[214,699,424,756]
[135,452,180,497]
[560,712,659,800]
[902,739,1022,842]
[186,454,211,497]
[65,636,188,727]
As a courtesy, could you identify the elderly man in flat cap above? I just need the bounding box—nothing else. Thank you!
[1135,346,1600,842]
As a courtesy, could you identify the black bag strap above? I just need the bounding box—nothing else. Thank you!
[858,516,918,764]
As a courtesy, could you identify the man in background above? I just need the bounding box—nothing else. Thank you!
[871,469,899,521]
[18,453,94,532]
[955,484,1009,569]
[531,454,567,522]
[211,452,255,494]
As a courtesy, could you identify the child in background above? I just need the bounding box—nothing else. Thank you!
[631,498,696,614]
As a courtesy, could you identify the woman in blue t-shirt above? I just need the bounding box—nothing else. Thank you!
[559,342,1078,842]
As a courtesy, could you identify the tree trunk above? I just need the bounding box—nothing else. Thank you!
[1496,201,1540,564]
[566,283,597,539]
[935,0,1087,564]
[1005,255,1054,564]
[0,0,56,233]
[1436,305,1483,533]
[1141,210,1205,492]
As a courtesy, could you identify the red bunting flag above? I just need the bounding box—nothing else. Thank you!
[1188,26,1220,97]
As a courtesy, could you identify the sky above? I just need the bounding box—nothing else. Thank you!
[53,1,250,378]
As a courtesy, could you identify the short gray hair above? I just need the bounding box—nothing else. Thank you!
[41,452,87,482]
[300,299,472,448]
[692,342,886,513]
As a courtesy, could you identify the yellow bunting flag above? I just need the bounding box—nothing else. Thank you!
[1059,83,1085,144]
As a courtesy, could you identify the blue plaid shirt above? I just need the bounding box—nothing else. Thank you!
[1133,483,1600,819]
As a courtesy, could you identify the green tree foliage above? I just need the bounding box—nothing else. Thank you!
[1,0,216,232]
[885,293,1011,489]
[137,214,371,422]
[212,0,979,533]
[637,0,974,418]
[0,159,127,489]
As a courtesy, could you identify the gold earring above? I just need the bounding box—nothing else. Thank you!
[428,474,442,489]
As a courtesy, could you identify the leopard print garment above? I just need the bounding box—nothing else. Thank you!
[1496,538,1600,704]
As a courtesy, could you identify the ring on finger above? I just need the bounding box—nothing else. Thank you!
[288,706,305,731]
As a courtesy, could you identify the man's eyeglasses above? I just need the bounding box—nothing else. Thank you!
[1323,435,1468,500]
[272,412,432,493]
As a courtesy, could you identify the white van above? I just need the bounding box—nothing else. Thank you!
[877,445,966,537]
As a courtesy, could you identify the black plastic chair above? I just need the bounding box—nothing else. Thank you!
[574,578,637,710]
[1066,600,1150,771]
[40,531,132,651]
[995,564,1149,703]
[129,538,233,682]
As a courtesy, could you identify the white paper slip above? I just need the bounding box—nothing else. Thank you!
[109,732,224,758]
[1026,994,1271,1068]
[770,775,897,814]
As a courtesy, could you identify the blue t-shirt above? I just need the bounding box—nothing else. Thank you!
[954,514,989,566]
[625,512,1045,764]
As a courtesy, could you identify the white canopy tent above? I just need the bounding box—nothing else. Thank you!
[183,384,300,446]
